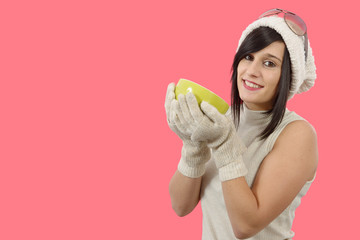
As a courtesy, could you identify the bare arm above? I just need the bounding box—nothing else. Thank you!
[222,120,318,239]
[169,170,202,217]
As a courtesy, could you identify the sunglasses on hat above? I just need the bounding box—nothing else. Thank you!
[259,8,308,61]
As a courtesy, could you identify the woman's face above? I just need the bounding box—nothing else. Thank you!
[237,41,285,111]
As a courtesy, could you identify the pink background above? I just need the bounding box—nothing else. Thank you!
[1,0,359,239]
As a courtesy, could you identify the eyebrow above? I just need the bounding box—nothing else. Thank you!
[264,53,282,63]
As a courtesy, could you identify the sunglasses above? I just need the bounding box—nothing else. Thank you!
[259,8,308,61]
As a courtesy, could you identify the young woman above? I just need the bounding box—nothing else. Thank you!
[165,9,318,240]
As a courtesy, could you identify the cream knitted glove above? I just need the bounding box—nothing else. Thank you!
[180,93,248,181]
[165,83,211,178]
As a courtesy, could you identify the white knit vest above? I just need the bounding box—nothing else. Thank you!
[200,104,315,240]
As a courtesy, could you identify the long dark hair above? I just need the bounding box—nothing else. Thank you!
[231,27,292,140]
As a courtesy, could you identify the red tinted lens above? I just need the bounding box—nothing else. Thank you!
[258,9,282,18]
[284,13,307,35]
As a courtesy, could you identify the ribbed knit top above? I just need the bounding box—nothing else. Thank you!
[200,104,315,240]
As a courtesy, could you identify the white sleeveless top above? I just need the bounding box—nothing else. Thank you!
[200,104,316,240]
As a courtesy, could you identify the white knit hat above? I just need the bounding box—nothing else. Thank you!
[237,16,316,100]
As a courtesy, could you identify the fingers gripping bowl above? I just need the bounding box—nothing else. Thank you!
[175,79,229,114]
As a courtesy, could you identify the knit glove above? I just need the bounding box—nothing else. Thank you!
[179,93,248,181]
[165,83,211,178]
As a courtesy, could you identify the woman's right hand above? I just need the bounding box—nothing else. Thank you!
[165,82,211,178]
[165,82,191,141]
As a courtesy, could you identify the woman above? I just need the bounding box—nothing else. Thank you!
[165,9,318,240]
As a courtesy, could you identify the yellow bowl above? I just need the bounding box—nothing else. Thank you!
[175,79,229,114]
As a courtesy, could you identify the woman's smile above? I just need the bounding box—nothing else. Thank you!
[242,79,264,91]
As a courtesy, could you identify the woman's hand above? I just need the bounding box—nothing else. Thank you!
[165,83,210,178]
[165,83,191,141]
[173,93,248,181]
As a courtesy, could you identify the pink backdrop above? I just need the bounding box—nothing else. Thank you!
[1,0,359,239]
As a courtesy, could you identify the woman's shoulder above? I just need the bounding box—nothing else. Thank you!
[279,119,317,142]
[278,108,317,144]
[265,109,317,152]
[273,118,318,181]
[282,109,317,136]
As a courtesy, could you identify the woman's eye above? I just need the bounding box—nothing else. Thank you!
[244,55,253,61]
[264,61,276,67]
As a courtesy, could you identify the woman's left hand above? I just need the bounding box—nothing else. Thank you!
[176,92,232,148]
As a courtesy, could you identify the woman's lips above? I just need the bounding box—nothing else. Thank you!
[242,79,264,91]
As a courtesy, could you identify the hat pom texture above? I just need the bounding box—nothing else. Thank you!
[237,17,316,100]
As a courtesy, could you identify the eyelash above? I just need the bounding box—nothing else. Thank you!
[244,55,277,68]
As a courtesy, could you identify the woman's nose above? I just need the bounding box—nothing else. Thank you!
[246,61,261,77]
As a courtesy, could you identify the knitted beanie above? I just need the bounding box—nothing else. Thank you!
[237,16,317,100]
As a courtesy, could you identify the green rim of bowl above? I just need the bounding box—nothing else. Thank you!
[175,79,229,114]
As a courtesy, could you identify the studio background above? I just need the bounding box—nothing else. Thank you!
[1,0,358,239]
